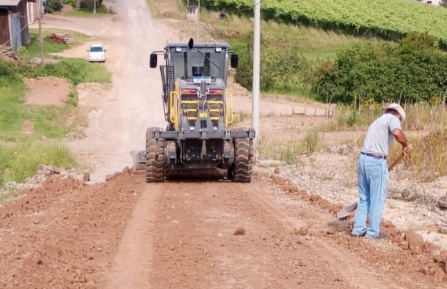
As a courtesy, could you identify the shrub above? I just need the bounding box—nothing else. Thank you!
[62,0,76,8]
[231,33,315,94]
[46,0,63,13]
[313,33,447,104]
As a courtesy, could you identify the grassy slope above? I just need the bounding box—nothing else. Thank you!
[0,28,109,187]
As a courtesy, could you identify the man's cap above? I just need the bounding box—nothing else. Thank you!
[385,103,406,122]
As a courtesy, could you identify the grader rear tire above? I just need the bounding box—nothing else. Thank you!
[145,127,165,183]
[232,138,253,182]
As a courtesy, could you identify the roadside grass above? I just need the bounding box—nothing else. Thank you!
[146,0,186,19]
[205,15,380,61]
[83,63,111,83]
[0,142,77,187]
[258,128,323,164]
[63,5,109,17]
[323,102,447,132]
[324,102,447,181]
[20,28,91,59]
[18,58,111,85]
[388,133,447,182]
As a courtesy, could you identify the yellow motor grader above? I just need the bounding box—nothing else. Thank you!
[140,39,255,182]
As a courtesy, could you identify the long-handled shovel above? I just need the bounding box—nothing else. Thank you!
[336,153,405,220]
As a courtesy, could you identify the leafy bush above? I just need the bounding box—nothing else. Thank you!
[62,0,76,8]
[313,33,447,104]
[231,33,315,94]
[45,0,63,13]
[0,60,20,84]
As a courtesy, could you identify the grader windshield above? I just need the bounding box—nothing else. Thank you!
[167,45,228,82]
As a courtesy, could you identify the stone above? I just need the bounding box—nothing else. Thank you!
[401,188,419,201]
[233,227,245,236]
[274,167,280,174]
[405,232,424,252]
[437,196,447,210]
[82,173,90,182]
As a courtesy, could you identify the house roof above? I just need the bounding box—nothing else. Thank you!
[0,0,21,6]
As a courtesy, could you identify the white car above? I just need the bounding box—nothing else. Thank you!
[88,44,106,63]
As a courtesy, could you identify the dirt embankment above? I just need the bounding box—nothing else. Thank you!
[0,169,143,289]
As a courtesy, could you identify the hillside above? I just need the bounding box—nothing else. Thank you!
[204,0,447,42]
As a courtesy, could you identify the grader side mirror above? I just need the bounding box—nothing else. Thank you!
[188,38,194,49]
[231,54,239,68]
[150,53,158,68]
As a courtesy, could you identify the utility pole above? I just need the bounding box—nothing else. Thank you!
[197,0,200,40]
[93,0,97,14]
[252,0,260,141]
[38,0,44,65]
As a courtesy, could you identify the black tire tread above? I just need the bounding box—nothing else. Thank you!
[145,127,165,182]
[233,138,253,182]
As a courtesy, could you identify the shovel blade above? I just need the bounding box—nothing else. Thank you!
[337,202,358,220]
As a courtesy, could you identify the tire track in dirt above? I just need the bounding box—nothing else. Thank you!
[105,183,163,289]
[139,173,447,289]
[147,179,356,289]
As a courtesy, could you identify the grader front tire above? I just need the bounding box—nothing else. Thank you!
[232,138,253,182]
[145,128,165,183]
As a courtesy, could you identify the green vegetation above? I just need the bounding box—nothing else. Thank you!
[203,0,447,42]
[18,58,110,85]
[64,5,109,17]
[46,0,63,13]
[259,128,323,163]
[0,60,79,188]
[0,28,108,187]
[20,28,90,59]
[225,21,376,99]
[315,33,447,104]
[0,142,76,186]
[0,60,80,142]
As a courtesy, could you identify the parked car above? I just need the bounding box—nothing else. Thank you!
[87,44,106,63]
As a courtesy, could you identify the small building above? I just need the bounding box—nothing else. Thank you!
[0,0,30,50]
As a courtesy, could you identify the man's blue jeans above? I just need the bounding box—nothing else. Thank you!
[352,154,389,238]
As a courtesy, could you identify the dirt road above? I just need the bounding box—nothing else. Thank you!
[1,170,446,288]
[2,0,447,288]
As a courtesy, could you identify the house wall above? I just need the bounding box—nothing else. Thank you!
[0,8,10,46]
[10,0,29,46]
[0,0,30,48]
[27,1,37,24]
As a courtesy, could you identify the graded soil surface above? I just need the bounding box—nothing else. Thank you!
[1,171,446,288]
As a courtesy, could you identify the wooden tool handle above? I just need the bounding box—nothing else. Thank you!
[388,153,405,172]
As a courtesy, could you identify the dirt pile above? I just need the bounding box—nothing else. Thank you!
[0,169,143,289]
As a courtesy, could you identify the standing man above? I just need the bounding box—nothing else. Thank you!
[351,103,413,239]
